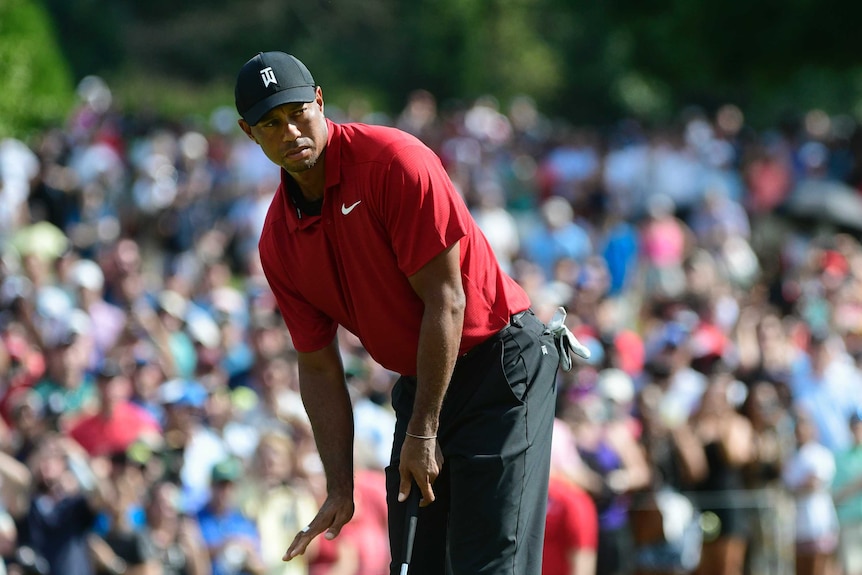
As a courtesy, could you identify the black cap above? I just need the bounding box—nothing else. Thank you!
[235,51,316,126]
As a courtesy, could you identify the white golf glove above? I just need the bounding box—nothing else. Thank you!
[546,307,591,371]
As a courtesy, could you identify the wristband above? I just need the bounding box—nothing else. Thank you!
[406,432,437,440]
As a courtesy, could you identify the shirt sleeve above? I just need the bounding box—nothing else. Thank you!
[377,143,469,278]
[259,233,338,353]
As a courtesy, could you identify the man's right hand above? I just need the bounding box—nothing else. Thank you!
[283,492,354,561]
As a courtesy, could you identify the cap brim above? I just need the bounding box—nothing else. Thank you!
[243,86,316,125]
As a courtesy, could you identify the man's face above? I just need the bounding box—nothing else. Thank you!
[239,87,328,175]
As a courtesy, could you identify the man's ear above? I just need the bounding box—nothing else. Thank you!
[237,119,256,142]
[315,86,324,113]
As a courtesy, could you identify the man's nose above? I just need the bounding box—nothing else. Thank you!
[282,122,301,142]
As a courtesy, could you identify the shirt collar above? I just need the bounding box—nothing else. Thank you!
[323,118,342,190]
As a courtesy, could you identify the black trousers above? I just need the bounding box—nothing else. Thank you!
[386,310,560,575]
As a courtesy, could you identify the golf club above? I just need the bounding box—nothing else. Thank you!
[400,483,420,575]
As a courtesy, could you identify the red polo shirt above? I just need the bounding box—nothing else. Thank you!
[543,476,599,575]
[67,402,161,457]
[259,119,530,376]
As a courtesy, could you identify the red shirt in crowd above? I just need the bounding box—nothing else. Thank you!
[67,402,161,457]
[542,475,599,575]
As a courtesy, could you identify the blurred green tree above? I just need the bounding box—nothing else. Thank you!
[35,0,862,128]
[604,0,862,124]
[0,0,75,138]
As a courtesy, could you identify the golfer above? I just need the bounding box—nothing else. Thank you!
[235,50,570,575]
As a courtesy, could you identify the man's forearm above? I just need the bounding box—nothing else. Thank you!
[409,300,464,437]
[299,366,355,497]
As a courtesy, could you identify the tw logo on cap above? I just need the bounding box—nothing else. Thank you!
[260,66,278,88]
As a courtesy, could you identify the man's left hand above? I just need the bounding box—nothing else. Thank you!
[398,435,443,506]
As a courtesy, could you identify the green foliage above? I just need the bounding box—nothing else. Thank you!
[30,0,862,129]
[605,0,862,125]
[461,0,562,101]
[106,71,234,122]
[40,0,124,79]
[0,0,75,138]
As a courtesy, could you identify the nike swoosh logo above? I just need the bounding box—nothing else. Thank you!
[341,200,362,215]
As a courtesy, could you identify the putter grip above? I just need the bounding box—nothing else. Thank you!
[400,486,420,574]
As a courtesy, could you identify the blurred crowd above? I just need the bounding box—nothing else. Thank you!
[2,75,862,575]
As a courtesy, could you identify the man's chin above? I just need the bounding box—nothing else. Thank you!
[283,156,318,173]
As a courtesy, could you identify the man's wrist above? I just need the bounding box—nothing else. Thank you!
[406,431,437,440]
[326,478,354,499]
[406,413,439,440]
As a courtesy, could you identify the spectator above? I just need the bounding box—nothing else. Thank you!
[239,355,308,439]
[129,352,171,425]
[0,137,40,234]
[599,211,640,298]
[157,378,227,515]
[739,380,797,573]
[142,480,211,575]
[831,410,862,575]
[31,322,97,431]
[3,388,49,463]
[469,178,521,275]
[543,419,599,575]
[740,380,795,489]
[67,257,127,366]
[197,457,265,575]
[349,374,397,473]
[734,307,795,397]
[3,433,111,575]
[521,195,592,280]
[742,143,792,216]
[789,328,862,454]
[67,359,162,458]
[631,383,703,575]
[91,446,156,575]
[639,194,690,300]
[642,321,708,429]
[200,385,259,463]
[395,89,441,150]
[236,431,317,575]
[563,389,651,575]
[538,127,601,203]
[782,408,839,575]
[153,290,199,380]
[683,369,754,575]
